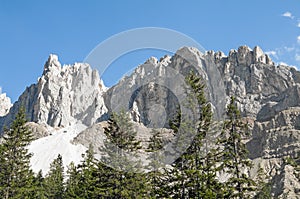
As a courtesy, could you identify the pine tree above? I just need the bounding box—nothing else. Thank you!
[146,129,167,198]
[65,162,81,198]
[102,110,141,173]
[184,71,216,198]
[169,106,181,135]
[77,145,99,198]
[102,110,147,198]
[32,170,47,199]
[254,165,272,199]
[0,107,35,199]
[104,110,141,152]
[44,154,64,199]
[218,96,256,198]
[167,72,225,198]
[65,146,117,198]
[93,161,116,198]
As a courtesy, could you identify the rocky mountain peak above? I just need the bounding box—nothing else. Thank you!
[43,54,61,75]
[0,55,107,129]
[227,45,273,66]
[0,93,12,117]
[144,56,159,66]
[1,46,300,197]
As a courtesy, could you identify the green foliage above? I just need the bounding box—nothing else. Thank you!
[218,96,256,198]
[77,145,99,198]
[166,71,225,198]
[65,162,83,199]
[0,107,35,199]
[104,110,141,151]
[146,129,168,198]
[285,156,298,167]
[284,154,300,182]
[44,154,64,199]
[169,106,181,135]
[32,170,47,199]
[66,146,115,198]
[0,74,274,198]
[101,110,148,198]
[254,166,272,199]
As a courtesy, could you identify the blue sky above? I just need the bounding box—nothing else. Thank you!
[0,0,300,102]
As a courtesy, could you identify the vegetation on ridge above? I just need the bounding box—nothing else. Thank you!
[0,73,277,198]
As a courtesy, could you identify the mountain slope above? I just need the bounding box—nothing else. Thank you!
[0,93,12,117]
[1,46,300,197]
[0,54,107,131]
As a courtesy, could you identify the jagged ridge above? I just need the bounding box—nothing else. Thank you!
[1,45,300,197]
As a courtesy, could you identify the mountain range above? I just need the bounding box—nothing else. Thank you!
[0,46,300,198]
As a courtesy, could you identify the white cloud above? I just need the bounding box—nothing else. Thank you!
[298,36,300,44]
[298,22,300,28]
[0,86,2,94]
[296,54,300,62]
[284,46,295,52]
[265,51,278,59]
[282,11,294,19]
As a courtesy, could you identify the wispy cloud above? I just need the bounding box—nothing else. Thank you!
[282,11,294,19]
[0,86,2,94]
[296,54,300,62]
[298,36,300,44]
[265,51,278,59]
[284,46,295,52]
[298,22,300,28]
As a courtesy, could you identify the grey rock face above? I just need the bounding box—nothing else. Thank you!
[1,45,300,196]
[73,120,174,164]
[101,45,300,197]
[73,122,106,152]
[0,54,107,129]
[104,45,300,125]
[25,122,50,139]
[249,108,300,159]
[0,93,12,117]
[104,55,188,128]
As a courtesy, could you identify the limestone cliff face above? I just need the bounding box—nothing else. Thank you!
[104,45,300,126]
[0,54,107,129]
[1,46,300,197]
[0,93,12,117]
[101,46,300,197]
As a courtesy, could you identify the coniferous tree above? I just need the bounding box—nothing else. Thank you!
[167,72,225,198]
[169,106,181,135]
[254,165,272,199]
[65,146,116,198]
[184,71,216,198]
[93,161,117,198]
[103,110,141,173]
[102,110,147,198]
[0,108,35,199]
[218,96,256,198]
[77,145,98,198]
[146,129,167,198]
[32,170,47,199]
[65,162,81,199]
[104,110,141,152]
[44,154,64,199]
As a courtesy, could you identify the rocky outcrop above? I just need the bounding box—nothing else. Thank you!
[102,46,300,197]
[249,108,300,159]
[0,54,107,130]
[104,45,300,126]
[73,121,174,154]
[0,93,12,117]
[1,45,300,196]
[25,122,50,139]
